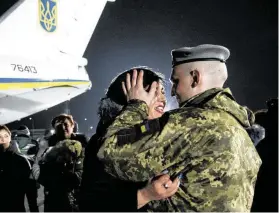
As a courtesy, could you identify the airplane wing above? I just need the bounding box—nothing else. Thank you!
[0,0,115,124]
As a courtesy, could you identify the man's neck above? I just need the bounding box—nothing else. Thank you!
[179,87,224,108]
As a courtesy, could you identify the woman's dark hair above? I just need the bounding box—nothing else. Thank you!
[96,66,165,136]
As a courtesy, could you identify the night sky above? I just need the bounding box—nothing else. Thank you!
[4,0,278,134]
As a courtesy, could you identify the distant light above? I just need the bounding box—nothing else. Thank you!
[50,129,55,134]
[84,118,87,121]
[90,126,93,129]
[29,117,32,120]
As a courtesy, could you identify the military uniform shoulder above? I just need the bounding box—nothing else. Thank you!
[167,106,199,117]
[168,106,210,121]
[168,106,239,131]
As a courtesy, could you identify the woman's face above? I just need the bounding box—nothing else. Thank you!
[0,129,11,149]
[54,118,74,139]
[148,82,166,119]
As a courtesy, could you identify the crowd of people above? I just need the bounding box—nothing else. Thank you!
[0,44,277,212]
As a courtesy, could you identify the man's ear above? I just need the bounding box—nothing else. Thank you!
[190,69,200,88]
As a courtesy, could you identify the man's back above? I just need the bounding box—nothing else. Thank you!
[98,88,261,212]
[157,92,259,211]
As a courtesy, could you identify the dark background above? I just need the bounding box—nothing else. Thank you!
[2,0,278,134]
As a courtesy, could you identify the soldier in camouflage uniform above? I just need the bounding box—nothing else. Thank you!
[97,44,262,212]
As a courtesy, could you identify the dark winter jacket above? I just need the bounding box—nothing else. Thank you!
[0,142,31,212]
[79,121,145,212]
[38,134,87,212]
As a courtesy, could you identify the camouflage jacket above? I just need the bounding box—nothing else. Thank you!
[97,88,262,212]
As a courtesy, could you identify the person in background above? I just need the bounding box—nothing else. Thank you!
[13,125,40,212]
[251,98,278,212]
[38,139,83,212]
[14,125,39,156]
[0,125,31,212]
[48,114,88,148]
[35,114,87,212]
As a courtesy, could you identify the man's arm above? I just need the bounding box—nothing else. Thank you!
[98,104,261,212]
[97,99,185,181]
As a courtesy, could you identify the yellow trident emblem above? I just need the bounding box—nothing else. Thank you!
[39,0,57,32]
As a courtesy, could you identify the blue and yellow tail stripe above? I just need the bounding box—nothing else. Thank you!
[0,78,91,90]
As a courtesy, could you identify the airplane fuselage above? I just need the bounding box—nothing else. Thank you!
[0,54,91,124]
[0,0,114,124]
